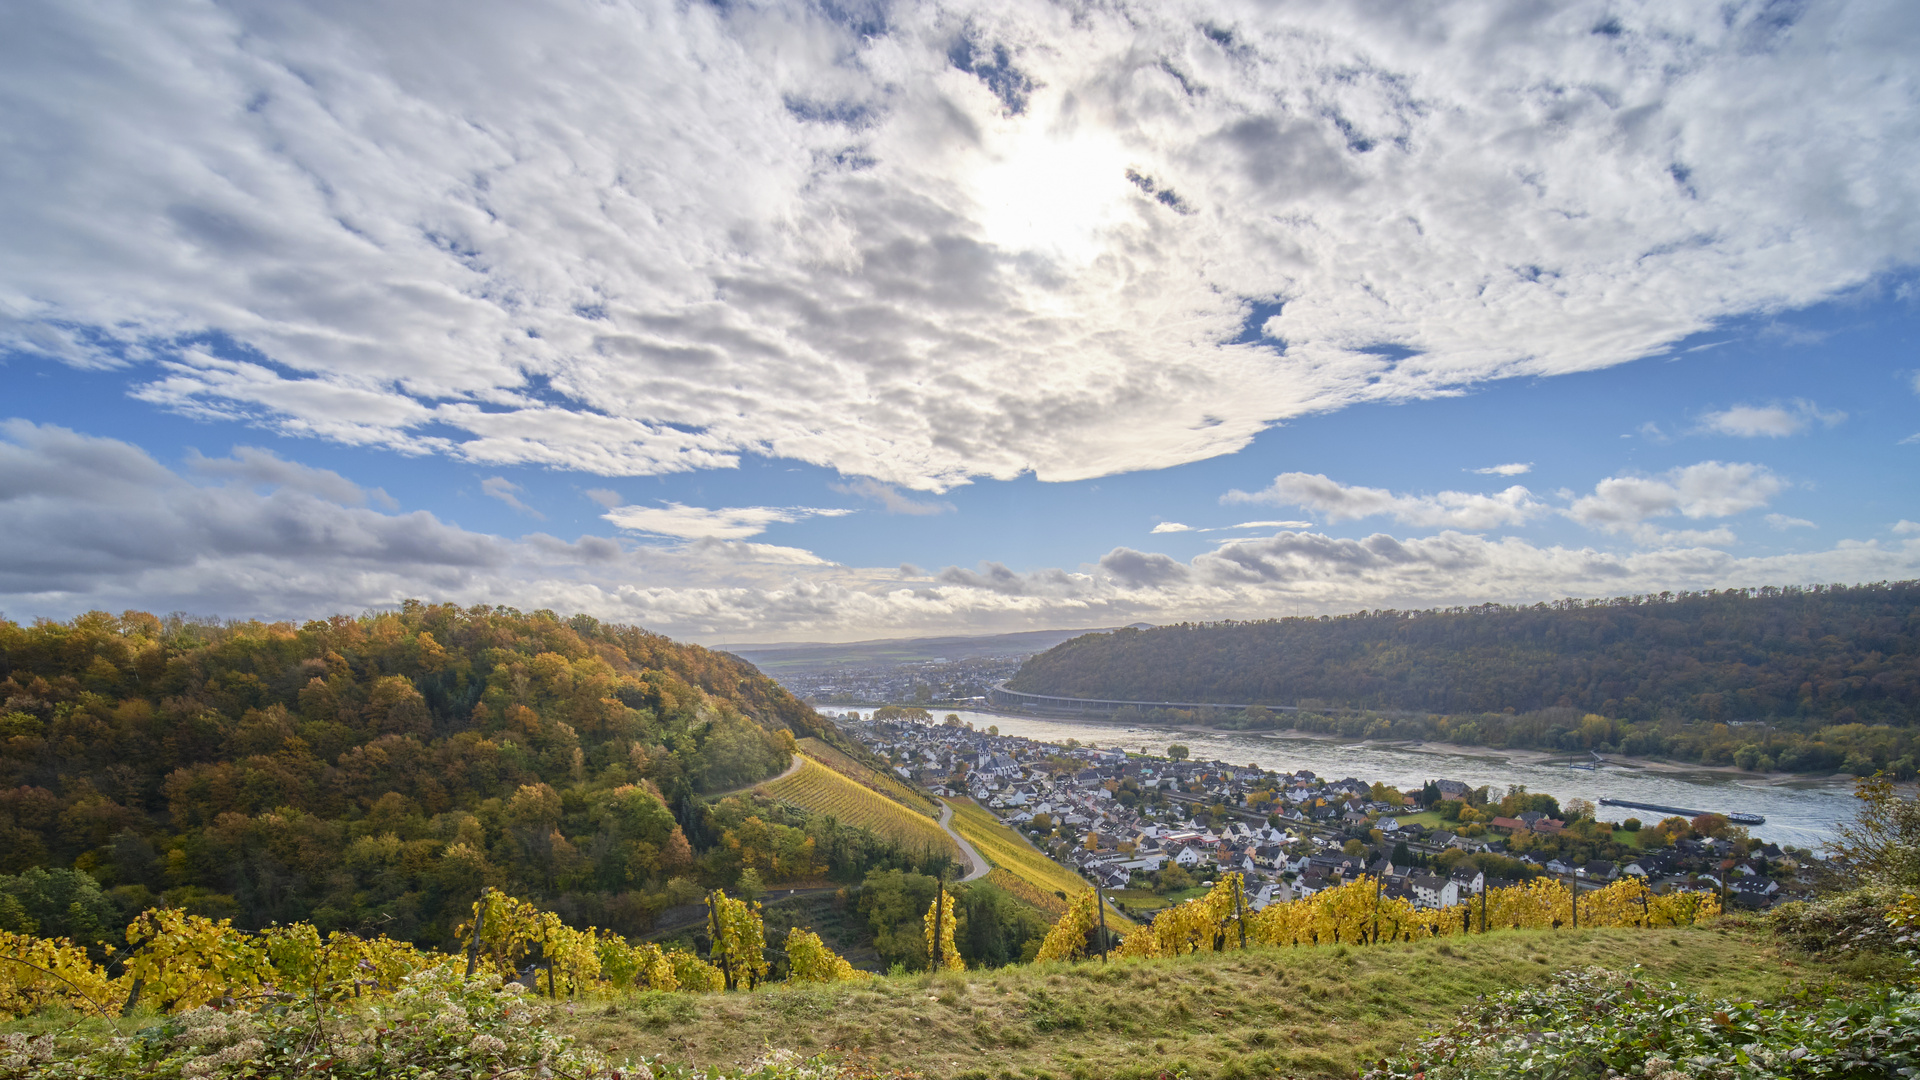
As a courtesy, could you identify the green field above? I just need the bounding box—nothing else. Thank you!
[798,737,939,815]
[758,757,958,859]
[561,921,1879,1080]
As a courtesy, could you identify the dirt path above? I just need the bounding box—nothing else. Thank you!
[937,800,991,882]
[711,751,806,797]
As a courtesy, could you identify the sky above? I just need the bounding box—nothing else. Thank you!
[2,0,1918,644]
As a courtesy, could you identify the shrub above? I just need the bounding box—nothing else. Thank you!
[1364,964,1920,1080]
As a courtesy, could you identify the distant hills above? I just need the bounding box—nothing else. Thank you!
[716,626,1148,674]
[1007,583,1920,727]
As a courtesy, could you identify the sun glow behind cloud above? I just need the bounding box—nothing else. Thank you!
[970,121,1135,262]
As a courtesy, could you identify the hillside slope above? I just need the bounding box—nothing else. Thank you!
[0,604,915,944]
[1009,583,1920,722]
[564,923,1869,1080]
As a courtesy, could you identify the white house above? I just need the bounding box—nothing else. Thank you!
[1409,875,1460,909]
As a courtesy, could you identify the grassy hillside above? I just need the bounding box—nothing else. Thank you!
[798,737,940,815]
[759,758,958,861]
[562,922,1878,1080]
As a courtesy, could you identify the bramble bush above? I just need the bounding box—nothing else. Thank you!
[1364,964,1920,1080]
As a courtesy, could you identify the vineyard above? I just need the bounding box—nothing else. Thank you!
[0,885,876,1078]
[796,737,939,815]
[757,758,957,860]
[1031,871,1725,963]
[987,868,1069,917]
[941,799,1124,922]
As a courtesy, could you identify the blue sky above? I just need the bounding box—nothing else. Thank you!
[2,0,1918,641]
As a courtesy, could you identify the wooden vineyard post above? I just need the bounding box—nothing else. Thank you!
[1571,880,1578,930]
[1096,885,1109,961]
[932,881,945,971]
[1372,874,1382,944]
[464,892,487,978]
[1234,876,1247,949]
[708,894,735,991]
[1480,884,1488,934]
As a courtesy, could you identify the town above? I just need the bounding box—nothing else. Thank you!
[843,709,1828,917]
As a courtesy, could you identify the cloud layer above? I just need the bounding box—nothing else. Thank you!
[6,423,1913,642]
[3,0,1917,489]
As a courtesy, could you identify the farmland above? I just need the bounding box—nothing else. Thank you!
[757,757,958,859]
[797,736,939,815]
[943,798,1130,925]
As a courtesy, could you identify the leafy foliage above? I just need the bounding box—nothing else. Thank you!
[1041,873,1722,966]
[706,891,768,990]
[1825,773,1920,887]
[922,889,963,971]
[783,927,865,984]
[1364,963,1920,1080]
[0,605,918,944]
[0,965,622,1079]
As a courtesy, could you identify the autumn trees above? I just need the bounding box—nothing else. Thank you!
[1007,583,1920,775]
[0,605,915,946]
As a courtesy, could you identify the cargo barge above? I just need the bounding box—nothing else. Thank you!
[1597,797,1764,826]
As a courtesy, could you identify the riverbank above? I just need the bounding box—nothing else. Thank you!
[959,706,1852,788]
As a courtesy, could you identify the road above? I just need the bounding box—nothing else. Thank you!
[712,751,807,797]
[937,800,991,882]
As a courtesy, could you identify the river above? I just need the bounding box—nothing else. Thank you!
[930,709,1858,850]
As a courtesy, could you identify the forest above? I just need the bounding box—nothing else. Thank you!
[0,604,950,951]
[1007,583,1920,776]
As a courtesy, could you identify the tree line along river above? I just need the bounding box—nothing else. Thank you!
[940,709,1859,849]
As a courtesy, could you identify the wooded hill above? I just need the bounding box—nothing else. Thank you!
[0,604,944,949]
[1006,583,1920,774]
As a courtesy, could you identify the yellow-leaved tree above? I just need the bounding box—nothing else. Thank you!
[707,891,769,990]
[123,908,274,1012]
[1035,890,1101,962]
[923,888,964,971]
[0,929,116,1020]
[785,928,867,983]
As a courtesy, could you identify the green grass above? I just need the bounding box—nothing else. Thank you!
[1385,809,1447,829]
[758,758,958,859]
[561,922,1879,1080]
[798,737,940,816]
[1107,888,1171,912]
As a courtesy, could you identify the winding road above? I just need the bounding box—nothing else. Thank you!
[937,800,991,882]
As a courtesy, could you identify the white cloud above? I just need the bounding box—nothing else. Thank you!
[1472,463,1533,476]
[601,501,852,540]
[1,1,1915,488]
[1225,473,1543,530]
[1566,462,1786,537]
[4,423,1918,642]
[1151,522,1194,533]
[1894,520,1920,535]
[1766,513,1816,530]
[583,488,623,509]
[1697,400,1846,438]
[481,476,543,519]
[830,479,953,516]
